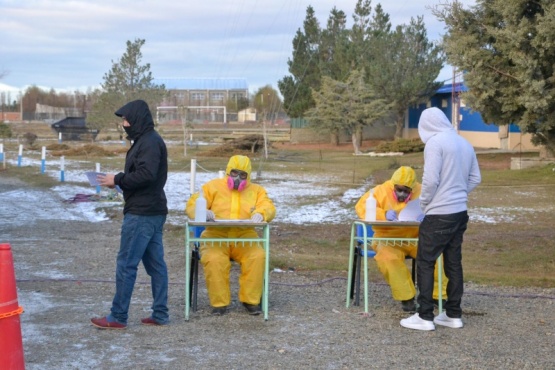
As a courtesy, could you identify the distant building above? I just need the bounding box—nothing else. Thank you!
[406,83,536,151]
[238,108,256,123]
[0,111,21,121]
[153,78,249,124]
[51,117,99,141]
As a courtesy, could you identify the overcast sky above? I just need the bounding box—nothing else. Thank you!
[0,0,475,94]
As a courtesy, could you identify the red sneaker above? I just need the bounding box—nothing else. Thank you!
[141,317,166,326]
[90,316,127,330]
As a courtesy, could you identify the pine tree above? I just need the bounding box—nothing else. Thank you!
[434,0,555,156]
[278,6,321,118]
[305,69,392,151]
[87,39,166,132]
[366,16,444,139]
[319,7,349,81]
[281,2,444,143]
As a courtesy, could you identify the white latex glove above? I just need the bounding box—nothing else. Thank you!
[206,210,215,221]
[250,213,264,223]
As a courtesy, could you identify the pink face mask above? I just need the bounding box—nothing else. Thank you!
[227,176,247,191]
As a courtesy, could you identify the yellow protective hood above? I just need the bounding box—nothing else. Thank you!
[391,166,416,189]
[225,155,252,181]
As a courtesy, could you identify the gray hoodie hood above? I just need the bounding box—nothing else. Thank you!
[418,107,455,143]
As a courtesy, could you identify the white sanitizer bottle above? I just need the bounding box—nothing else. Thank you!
[194,188,207,222]
[365,189,377,221]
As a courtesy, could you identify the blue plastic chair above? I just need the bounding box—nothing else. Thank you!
[349,224,416,306]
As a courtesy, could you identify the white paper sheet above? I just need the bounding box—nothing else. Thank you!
[398,199,422,222]
[85,171,105,186]
[85,171,122,193]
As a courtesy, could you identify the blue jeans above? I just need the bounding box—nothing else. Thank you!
[109,214,169,325]
[416,211,468,321]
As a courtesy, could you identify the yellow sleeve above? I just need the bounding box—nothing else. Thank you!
[355,191,369,219]
[372,184,390,221]
[252,186,276,222]
[185,192,199,219]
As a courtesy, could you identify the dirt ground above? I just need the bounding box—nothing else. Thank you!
[1,171,554,370]
[0,175,555,369]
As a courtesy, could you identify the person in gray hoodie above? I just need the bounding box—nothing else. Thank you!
[401,107,481,331]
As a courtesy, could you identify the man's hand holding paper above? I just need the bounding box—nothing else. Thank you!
[97,173,116,188]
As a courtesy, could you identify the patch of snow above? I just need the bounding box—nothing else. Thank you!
[2,156,526,227]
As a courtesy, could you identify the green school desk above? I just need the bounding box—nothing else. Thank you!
[346,220,444,315]
[185,221,271,321]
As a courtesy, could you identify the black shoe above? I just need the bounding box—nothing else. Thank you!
[242,302,262,316]
[401,299,416,312]
[211,306,227,316]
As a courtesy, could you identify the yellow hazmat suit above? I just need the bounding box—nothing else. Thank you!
[355,166,447,302]
[186,155,276,308]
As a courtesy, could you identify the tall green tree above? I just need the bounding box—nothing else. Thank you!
[366,16,445,138]
[253,85,283,122]
[319,7,350,81]
[348,0,373,71]
[305,69,392,152]
[278,6,322,118]
[88,38,166,132]
[434,0,555,156]
[281,2,444,142]
[225,96,249,113]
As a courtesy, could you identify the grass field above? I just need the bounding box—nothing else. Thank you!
[2,121,555,288]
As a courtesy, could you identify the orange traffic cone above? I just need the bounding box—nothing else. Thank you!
[0,243,25,370]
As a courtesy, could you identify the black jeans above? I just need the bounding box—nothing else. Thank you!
[416,211,469,321]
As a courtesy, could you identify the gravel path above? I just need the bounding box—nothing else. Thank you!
[1,175,554,369]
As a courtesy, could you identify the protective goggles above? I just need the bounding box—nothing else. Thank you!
[394,185,412,194]
[229,169,248,180]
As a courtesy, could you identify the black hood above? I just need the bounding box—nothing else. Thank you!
[115,100,154,140]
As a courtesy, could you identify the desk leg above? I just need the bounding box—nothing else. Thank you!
[363,240,369,315]
[346,224,356,308]
[263,225,270,321]
[185,231,191,321]
[437,255,443,314]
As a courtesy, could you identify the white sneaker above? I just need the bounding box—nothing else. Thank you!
[434,312,463,328]
[400,313,435,331]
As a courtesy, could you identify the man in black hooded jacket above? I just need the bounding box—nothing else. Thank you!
[91,99,169,329]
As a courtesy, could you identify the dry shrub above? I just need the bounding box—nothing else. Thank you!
[50,144,124,157]
[23,132,38,146]
[375,138,424,153]
[46,143,71,151]
[200,134,271,157]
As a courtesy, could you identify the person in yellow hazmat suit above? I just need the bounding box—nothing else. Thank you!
[355,166,447,312]
[186,155,276,316]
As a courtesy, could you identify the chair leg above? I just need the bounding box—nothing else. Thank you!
[189,250,199,312]
[350,251,358,300]
[354,246,362,306]
[260,277,265,308]
[193,256,199,312]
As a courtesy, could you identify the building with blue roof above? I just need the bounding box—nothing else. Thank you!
[405,82,536,151]
[155,78,248,91]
